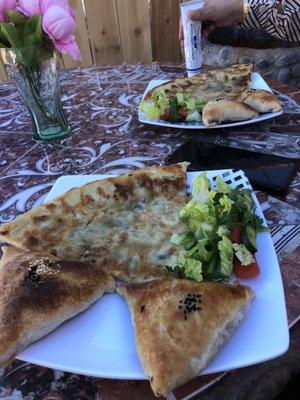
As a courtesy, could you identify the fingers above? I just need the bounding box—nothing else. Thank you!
[202,23,216,37]
[188,9,205,21]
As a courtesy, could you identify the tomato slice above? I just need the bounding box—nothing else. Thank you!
[233,258,260,279]
[177,108,188,120]
[160,108,171,121]
[229,225,242,244]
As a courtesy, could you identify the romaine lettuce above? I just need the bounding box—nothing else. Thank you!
[217,236,234,276]
[233,243,255,266]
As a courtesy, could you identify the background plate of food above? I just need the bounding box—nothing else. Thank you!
[138,66,283,129]
[11,168,288,382]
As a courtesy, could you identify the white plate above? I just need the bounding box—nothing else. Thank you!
[17,170,289,379]
[138,72,283,129]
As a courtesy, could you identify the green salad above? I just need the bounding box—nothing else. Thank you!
[165,173,268,282]
[139,90,207,123]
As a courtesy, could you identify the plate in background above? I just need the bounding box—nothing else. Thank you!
[138,73,283,129]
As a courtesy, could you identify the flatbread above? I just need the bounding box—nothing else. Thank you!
[202,99,259,126]
[0,246,115,367]
[0,163,189,283]
[117,278,254,397]
[145,64,253,101]
[239,89,282,113]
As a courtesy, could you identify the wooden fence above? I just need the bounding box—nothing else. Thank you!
[0,0,186,81]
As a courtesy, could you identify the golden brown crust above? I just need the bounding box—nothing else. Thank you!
[0,246,115,367]
[144,64,253,101]
[239,89,282,113]
[202,100,259,126]
[0,163,189,283]
[117,278,254,397]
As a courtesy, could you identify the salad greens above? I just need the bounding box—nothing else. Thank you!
[165,173,267,282]
[139,90,207,123]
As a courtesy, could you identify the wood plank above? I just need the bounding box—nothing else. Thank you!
[85,0,122,65]
[150,0,182,62]
[116,0,152,63]
[62,0,93,69]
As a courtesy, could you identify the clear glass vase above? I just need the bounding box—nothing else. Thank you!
[0,44,70,141]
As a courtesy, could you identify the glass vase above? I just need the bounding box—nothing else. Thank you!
[0,44,70,141]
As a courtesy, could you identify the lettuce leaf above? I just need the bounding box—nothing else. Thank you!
[219,195,234,214]
[217,236,234,276]
[216,176,232,194]
[186,110,202,122]
[233,243,255,266]
[178,251,203,281]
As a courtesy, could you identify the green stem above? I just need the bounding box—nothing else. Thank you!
[20,63,55,121]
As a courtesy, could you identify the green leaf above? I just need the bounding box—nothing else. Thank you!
[217,236,234,276]
[6,10,27,25]
[23,14,43,46]
[169,97,179,122]
[0,23,22,47]
[0,42,7,48]
[165,265,187,279]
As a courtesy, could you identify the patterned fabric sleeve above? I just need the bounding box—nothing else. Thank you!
[242,0,300,42]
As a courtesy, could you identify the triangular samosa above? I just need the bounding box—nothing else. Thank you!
[117,278,254,397]
[0,246,115,366]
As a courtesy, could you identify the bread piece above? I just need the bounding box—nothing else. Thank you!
[0,246,115,367]
[117,278,254,397]
[202,99,259,126]
[239,89,282,113]
[0,163,189,283]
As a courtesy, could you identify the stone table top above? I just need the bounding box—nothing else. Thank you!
[0,63,299,400]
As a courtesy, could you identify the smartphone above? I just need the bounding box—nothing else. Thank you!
[165,140,299,193]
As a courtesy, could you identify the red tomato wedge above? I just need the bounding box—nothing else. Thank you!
[229,225,242,244]
[234,258,260,279]
[160,108,171,121]
[177,108,188,120]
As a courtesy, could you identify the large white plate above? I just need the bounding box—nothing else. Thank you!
[17,170,289,379]
[138,72,283,129]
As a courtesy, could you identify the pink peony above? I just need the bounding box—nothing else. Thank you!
[41,0,75,20]
[42,5,81,60]
[17,0,81,61]
[18,0,40,17]
[0,0,16,22]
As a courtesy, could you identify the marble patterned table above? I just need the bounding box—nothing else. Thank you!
[0,63,299,400]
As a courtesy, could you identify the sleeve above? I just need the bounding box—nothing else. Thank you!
[242,0,300,43]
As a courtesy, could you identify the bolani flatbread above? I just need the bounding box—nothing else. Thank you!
[0,163,189,283]
[144,64,253,101]
[202,99,259,126]
[0,246,115,367]
[117,278,254,397]
[238,89,282,113]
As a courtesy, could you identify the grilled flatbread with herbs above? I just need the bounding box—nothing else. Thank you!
[145,64,253,101]
[238,89,282,113]
[0,246,115,367]
[202,99,259,127]
[0,163,188,283]
[118,278,254,397]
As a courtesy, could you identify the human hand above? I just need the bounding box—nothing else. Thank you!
[179,0,244,45]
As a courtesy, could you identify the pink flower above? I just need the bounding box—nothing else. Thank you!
[41,0,75,20]
[42,5,81,60]
[18,0,40,17]
[0,0,16,22]
[17,0,81,61]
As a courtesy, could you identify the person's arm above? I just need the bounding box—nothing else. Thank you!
[242,0,300,42]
